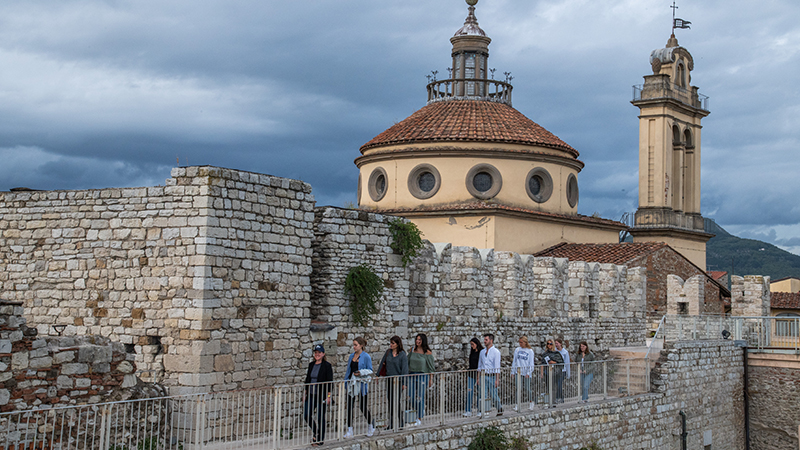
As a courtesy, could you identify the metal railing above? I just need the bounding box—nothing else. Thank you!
[643,315,667,389]
[632,83,709,111]
[427,78,513,106]
[0,359,649,450]
[663,315,800,351]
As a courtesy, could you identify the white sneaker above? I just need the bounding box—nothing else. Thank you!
[344,427,353,438]
[463,411,473,417]
[367,424,375,437]
[414,419,422,427]
[476,412,482,417]
[529,402,535,410]
[513,405,518,411]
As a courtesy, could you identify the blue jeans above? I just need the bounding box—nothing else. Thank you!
[466,373,481,412]
[409,373,428,419]
[481,374,503,411]
[581,372,594,401]
[555,371,564,403]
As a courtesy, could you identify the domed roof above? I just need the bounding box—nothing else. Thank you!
[454,5,486,37]
[360,100,578,157]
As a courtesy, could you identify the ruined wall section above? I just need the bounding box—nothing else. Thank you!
[311,207,647,370]
[1,300,135,412]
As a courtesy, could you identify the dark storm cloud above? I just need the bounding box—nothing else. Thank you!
[0,1,798,250]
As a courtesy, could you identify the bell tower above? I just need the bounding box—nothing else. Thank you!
[630,33,712,269]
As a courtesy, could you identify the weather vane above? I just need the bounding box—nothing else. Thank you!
[671,1,691,33]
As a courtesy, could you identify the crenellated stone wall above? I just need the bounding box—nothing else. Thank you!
[666,274,705,315]
[311,207,647,369]
[730,275,771,317]
[2,167,650,392]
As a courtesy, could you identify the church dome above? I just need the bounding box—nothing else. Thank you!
[360,100,577,157]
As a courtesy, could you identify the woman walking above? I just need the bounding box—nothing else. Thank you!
[576,341,595,403]
[379,336,408,430]
[512,336,536,410]
[303,344,333,446]
[407,333,435,426]
[463,337,483,417]
[344,337,375,438]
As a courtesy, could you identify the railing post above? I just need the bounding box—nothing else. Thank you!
[196,397,207,450]
[516,368,521,412]
[98,405,109,450]
[548,366,554,408]
[480,371,486,417]
[337,382,345,442]
[645,357,650,393]
[439,373,446,426]
[603,361,607,400]
[626,360,631,395]
[735,318,742,341]
[272,388,281,449]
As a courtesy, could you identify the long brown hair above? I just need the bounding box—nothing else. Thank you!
[354,336,367,350]
[578,341,590,355]
[390,335,404,353]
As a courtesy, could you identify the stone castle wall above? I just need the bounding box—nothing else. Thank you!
[323,340,745,450]
[748,356,800,450]
[0,166,315,393]
[311,207,647,369]
[1,300,135,412]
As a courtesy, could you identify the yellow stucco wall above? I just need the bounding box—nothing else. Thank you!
[632,234,706,269]
[771,278,800,293]
[358,152,579,215]
[403,213,619,255]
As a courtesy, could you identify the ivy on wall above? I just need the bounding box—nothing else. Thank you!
[388,218,424,267]
[344,263,384,326]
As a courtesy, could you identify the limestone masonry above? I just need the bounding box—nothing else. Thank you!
[1,166,649,393]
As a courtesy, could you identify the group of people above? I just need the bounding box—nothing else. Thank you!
[302,334,435,446]
[302,333,596,445]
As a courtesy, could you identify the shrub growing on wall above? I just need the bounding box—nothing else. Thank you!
[388,218,424,267]
[344,263,384,326]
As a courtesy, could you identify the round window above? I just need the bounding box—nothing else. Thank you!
[367,167,388,202]
[525,168,553,203]
[567,173,579,208]
[408,164,441,199]
[466,164,502,200]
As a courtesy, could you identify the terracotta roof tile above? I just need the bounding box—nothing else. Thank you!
[709,271,727,281]
[534,242,669,265]
[377,202,625,228]
[360,100,578,157]
[771,292,800,310]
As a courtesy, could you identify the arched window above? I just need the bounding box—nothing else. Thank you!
[676,63,687,88]
[672,125,682,146]
[684,129,694,148]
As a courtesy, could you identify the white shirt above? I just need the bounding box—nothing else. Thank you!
[559,348,571,378]
[511,347,535,376]
[478,345,501,374]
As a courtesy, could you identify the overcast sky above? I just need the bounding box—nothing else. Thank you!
[1,1,799,254]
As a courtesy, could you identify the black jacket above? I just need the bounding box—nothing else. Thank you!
[305,360,334,400]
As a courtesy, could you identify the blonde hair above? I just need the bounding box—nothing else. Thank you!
[518,335,530,349]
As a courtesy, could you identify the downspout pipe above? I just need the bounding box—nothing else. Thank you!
[679,410,687,450]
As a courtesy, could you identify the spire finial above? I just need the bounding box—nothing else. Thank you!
[466,0,478,6]
[454,0,486,37]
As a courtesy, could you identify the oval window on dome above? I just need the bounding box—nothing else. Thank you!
[525,168,553,203]
[368,167,388,202]
[567,173,579,208]
[466,164,502,200]
[408,164,441,200]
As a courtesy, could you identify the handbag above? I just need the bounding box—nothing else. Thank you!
[378,350,390,377]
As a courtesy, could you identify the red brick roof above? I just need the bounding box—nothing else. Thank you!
[360,100,578,157]
[534,242,669,265]
[772,292,800,310]
[709,271,727,281]
[378,202,625,228]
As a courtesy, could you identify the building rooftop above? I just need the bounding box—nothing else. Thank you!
[535,242,669,265]
[360,100,577,156]
[771,291,800,310]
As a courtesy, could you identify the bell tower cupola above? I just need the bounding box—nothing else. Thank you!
[629,33,712,269]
